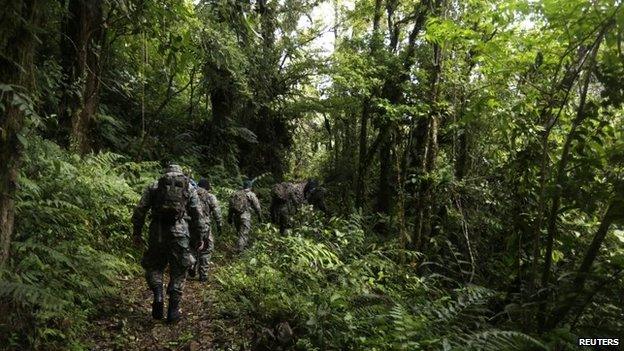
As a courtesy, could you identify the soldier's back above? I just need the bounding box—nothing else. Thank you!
[196,187,211,216]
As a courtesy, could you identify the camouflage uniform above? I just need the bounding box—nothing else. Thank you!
[132,165,208,321]
[270,180,327,234]
[228,189,261,251]
[270,182,302,233]
[192,187,222,279]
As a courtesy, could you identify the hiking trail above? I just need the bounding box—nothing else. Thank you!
[88,270,218,351]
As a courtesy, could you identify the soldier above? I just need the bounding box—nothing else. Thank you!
[132,164,208,323]
[228,180,261,252]
[269,179,328,234]
[189,178,222,282]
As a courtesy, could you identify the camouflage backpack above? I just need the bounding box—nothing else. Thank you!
[272,182,292,202]
[229,190,250,214]
[153,172,190,221]
[197,187,212,217]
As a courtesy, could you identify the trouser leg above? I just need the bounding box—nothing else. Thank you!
[237,217,251,252]
[145,268,165,319]
[195,229,213,280]
[167,264,187,300]
[142,245,167,320]
[145,268,164,292]
[278,205,289,235]
[142,245,167,293]
[197,248,211,280]
[166,244,194,323]
[167,246,193,299]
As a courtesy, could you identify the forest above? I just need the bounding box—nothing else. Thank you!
[1,0,623,350]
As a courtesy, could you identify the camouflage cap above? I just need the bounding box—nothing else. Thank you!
[165,164,183,174]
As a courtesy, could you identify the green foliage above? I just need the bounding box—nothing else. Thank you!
[3,0,624,349]
[0,138,142,350]
[16,139,140,252]
[458,330,547,351]
[0,241,132,350]
[210,211,542,350]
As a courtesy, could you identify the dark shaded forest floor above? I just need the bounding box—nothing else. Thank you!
[87,272,217,351]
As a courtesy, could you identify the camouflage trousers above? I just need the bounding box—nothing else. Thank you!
[234,216,252,252]
[190,239,214,279]
[141,241,195,299]
[274,204,291,235]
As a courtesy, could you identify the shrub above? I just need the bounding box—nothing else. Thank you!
[0,138,140,350]
[210,210,545,350]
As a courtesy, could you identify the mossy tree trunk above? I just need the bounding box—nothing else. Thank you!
[0,0,41,266]
[58,0,104,153]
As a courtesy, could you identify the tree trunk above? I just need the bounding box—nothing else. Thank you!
[376,128,394,215]
[205,64,235,166]
[544,200,620,330]
[541,32,603,292]
[58,0,81,147]
[188,67,196,119]
[413,42,442,250]
[355,0,382,206]
[208,77,231,137]
[534,31,607,330]
[0,0,41,266]
[74,0,104,153]
[356,99,370,206]
[455,131,468,180]
[58,0,104,153]
[528,42,595,298]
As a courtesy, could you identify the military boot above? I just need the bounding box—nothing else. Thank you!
[166,296,181,323]
[151,287,164,320]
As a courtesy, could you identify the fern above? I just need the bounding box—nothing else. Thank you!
[0,281,68,311]
[0,137,141,350]
[425,285,496,325]
[198,170,553,350]
[455,330,548,351]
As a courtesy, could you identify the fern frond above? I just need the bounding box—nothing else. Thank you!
[0,281,68,311]
[454,330,548,351]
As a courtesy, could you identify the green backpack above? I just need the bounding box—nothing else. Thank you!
[154,172,190,221]
[229,190,250,214]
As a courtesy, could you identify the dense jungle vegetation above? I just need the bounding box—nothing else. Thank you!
[1,0,623,350]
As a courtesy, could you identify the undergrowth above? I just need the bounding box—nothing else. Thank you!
[209,207,546,350]
[0,138,151,350]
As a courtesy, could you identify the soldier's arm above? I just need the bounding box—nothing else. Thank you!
[202,211,214,250]
[227,196,234,224]
[209,195,223,230]
[187,187,209,245]
[131,185,153,241]
[250,192,262,217]
[199,198,211,226]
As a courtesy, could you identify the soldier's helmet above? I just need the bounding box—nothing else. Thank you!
[165,164,183,174]
[243,179,253,189]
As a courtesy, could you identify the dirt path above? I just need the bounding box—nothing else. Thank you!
[87,273,216,351]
